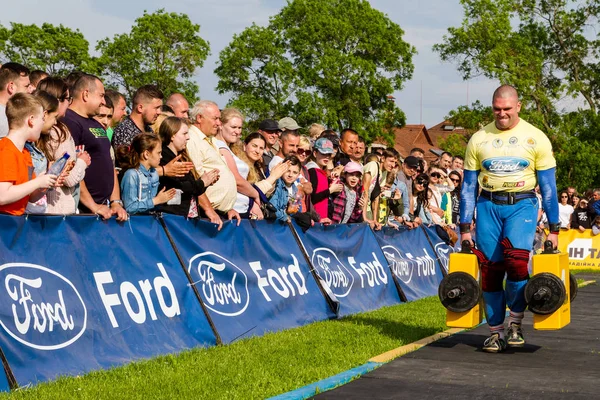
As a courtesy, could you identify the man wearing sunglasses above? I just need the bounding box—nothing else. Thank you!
[460,85,559,353]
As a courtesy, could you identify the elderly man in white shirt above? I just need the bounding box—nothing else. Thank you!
[188,100,240,227]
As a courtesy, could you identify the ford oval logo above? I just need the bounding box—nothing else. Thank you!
[482,157,529,174]
[381,245,415,284]
[188,252,250,317]
[311,248,354,298]
[434,243,454,274]
[0,263,87,351]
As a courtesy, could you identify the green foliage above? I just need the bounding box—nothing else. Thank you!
[0,22,95,76]
[434,0,600,131]
[553,113,600,191]
[437,0,600,191]
[215,0,415,143]
[446,100,493,133]
[0,297,446,399]
[438,133,468,159]
[96,9,209,101]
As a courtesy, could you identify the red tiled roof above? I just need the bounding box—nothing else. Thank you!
[374,124,437,161]
[427,120,470,147]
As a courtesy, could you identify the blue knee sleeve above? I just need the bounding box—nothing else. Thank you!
[505,279,528,313]
[483,291,506,327]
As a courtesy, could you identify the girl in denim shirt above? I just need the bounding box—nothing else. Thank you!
[121,134,175,214]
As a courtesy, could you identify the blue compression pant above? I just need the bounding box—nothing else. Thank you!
[476,196,538,326]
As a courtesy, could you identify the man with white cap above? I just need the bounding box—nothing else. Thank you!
[278,116,301,133]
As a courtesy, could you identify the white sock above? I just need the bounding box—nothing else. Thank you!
[508,311,524,327]
[490,324,505,340]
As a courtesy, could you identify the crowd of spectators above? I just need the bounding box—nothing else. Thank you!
[0,61,598,240]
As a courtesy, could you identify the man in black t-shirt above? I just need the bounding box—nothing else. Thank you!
[61,74,127,221]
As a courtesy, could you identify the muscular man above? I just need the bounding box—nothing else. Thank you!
[460,85,559,353]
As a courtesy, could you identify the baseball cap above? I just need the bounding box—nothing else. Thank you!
[403,155,420,169]
[259,119,280,131]
[314,138,335,154]
[344,161,363,175]
[279,117,301,130]
[321,132,340,147]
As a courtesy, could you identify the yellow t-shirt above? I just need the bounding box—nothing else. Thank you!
[463,119,556,192]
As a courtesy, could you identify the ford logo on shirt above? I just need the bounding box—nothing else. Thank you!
[0,263,87,350]
[482,157,529,174]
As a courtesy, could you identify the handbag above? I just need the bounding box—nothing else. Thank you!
[435,224,458,246]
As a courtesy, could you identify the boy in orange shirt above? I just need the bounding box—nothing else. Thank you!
[0,93,57,215]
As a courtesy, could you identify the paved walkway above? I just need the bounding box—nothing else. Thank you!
[316,281,600,399]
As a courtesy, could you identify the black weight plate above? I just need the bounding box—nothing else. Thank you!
[570,272,578,303]
[438,271,481,313]
[525,273,566,315]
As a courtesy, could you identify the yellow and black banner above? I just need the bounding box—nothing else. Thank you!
[558,230,600,269]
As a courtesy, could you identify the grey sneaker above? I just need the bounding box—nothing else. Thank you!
[506,323,525,347]
[482,333,507,353]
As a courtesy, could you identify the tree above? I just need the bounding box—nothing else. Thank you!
[0,22,95,76]
[438,133,468,158]
[215,0,415,143]
[215,24,298,124]
[97,9,209,101]
[433,0,600,132]
[446,100,494,134]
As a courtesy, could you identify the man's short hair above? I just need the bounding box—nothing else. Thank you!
[105,89,125,107]
[189,100,218,121]
[71,73,102,98]
[161,104,174,114]
[386,147,399,158]
[493,84,519,101]
[409,147,425,155]
[357,136,366,144]
[382,149,397,159]
[29,70,48,87]
[280,130,300,142]
[6,93,42,129]
[132,85,164,108]
[103,94,114,110]
[340,128,359,141]
[452,155,464,162]
[65,71,85,92]
[441,151,452,158]
[0,62,30,91]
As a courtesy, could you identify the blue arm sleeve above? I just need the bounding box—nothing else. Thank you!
[537,168,559,224]
[459,169,479,225]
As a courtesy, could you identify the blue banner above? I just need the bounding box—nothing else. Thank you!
[0,215,216,387]
[162,215,335,344]
[0,368,9,392]
[373,226,445,301]
[421,225,456,275]
[292,222,402,316]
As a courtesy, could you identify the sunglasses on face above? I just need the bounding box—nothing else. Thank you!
[450,178,460,183]
[430,172,441,178]
[297,148,311,156]
[561,195,568,198]
[415,180,427,185]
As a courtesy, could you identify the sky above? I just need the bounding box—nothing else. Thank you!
[0,0,499,128]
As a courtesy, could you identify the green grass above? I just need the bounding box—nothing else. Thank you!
[1,297,446,400]
[571,268,600,275]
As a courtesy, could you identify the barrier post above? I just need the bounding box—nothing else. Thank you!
[157,214,223,345]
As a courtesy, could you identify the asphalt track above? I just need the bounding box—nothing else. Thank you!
[316,279,600,400]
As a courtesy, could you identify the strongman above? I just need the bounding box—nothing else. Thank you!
[460,85,560,353]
